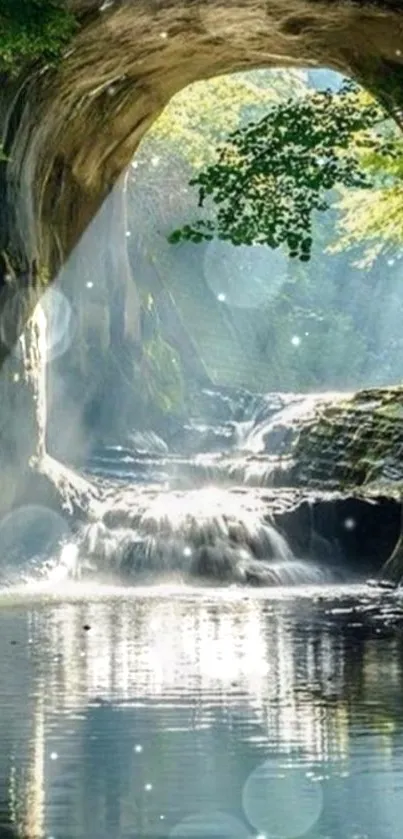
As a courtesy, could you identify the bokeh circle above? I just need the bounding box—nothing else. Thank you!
[242,759,323,838]
[39,287,75,362]
[0,505,71,581]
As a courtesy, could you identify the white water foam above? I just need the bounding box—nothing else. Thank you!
[242,392,349,454]
[59,486,338,586]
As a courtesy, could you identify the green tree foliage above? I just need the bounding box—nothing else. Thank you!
[129,70,308,254]
[126,69,403,397]
[332,135,403,265]
[130,72,309,259]
[169,84,388,260]
[0,0,77,74]
[145,69,307,170]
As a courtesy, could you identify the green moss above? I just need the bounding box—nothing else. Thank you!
[377,403,403,419]
[143,334,185,417]
[291,386,403,489]
[0,1,77,74]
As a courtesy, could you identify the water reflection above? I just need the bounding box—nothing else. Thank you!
[1,591,403,837]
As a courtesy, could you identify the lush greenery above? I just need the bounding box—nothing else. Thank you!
[145,69,307,169]
[121,71,311,410]
[333,133,403,266]
[124,70,403,399]
[169,83,402,262]
[0,0,76,73]
[0,6,402,430]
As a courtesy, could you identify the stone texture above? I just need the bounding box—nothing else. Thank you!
[1,0,402,283]
[290,386,403,490]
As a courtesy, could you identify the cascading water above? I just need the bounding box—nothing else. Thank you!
[75,487,296,585]
[54,387,348,587]
[0,382,348,589]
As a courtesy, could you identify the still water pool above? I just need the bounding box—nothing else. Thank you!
[0,583,402,839]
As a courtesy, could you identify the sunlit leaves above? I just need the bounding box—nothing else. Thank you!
[131,71,308,245]
[331,134,403,265]
[170,84,387,260]
[145,69,307,169]
[332,184,403,266]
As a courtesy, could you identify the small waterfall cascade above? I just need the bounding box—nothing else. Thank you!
[241,391,347,455]
[0,383,348,588]
[85,389,348,490]
[72,486,334,585]
[58,387,349,587]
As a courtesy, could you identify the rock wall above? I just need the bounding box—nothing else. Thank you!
[0,0,400,463]
[0,0,401,545]
[0,303,46,514]
[291,386,403,490]
[1,0,402,285]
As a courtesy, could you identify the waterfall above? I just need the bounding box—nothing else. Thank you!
[241,391,348,455]
[20,303,48,462]
[66,485,338,586]
[38,387,347,587]
[0,380,348,588]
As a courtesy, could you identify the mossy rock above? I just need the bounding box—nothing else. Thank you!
[291,386,403,490]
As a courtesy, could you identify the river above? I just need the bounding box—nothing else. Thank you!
[0,388,402,838]
[1,585,403,838]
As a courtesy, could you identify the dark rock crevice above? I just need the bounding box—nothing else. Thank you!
[275,495,401,576]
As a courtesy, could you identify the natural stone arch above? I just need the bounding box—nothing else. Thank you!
[2,0,403,289]
[0,0,400,562]
[0,0,401,505]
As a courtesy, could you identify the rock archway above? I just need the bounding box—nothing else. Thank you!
[0,0,402,520]
[2,0,403,287]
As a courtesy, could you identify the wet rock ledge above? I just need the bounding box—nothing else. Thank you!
[279,386,403,580]
[291,386,403,490]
